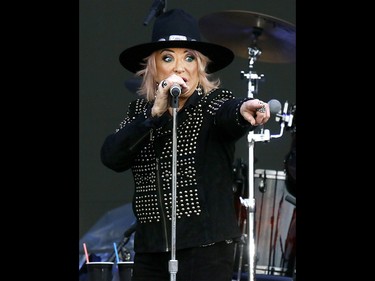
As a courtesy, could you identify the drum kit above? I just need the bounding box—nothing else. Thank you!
[197,10,296,281]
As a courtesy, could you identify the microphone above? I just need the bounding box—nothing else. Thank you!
[143,0,166,26]
[268,99,282,114]
[170,83,181,97]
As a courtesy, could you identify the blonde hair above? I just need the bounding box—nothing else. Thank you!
[135,50,221,101]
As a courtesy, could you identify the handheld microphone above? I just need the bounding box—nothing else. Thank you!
[268,99,282,114]
[170,83,181,97]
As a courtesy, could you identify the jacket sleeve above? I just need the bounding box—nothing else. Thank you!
[100,99,169,172]
[212,90,256,139]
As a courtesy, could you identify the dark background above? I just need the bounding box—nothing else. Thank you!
[79,0,296,238]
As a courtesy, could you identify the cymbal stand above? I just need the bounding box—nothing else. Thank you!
[238,44,264,281]
[240,47,264,98]
[239,44,289,281]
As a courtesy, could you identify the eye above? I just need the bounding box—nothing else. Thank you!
[185,54,195,62]
[162,55,173,62]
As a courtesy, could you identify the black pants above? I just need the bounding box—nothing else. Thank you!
[132,240,235,281]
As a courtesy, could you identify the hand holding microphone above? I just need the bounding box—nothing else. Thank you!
[160,74,187,96]
[151,75,187,116]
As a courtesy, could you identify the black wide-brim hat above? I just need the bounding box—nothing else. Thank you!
[119,9,234,74]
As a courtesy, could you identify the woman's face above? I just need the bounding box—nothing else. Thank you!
[155,48,199,97]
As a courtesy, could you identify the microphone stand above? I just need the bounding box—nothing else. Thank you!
[169,91,179,281]
[240,45,292,281]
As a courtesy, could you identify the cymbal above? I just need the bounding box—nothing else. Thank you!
[199,10,296,63]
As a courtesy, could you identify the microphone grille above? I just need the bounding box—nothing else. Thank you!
[268,99,282,114]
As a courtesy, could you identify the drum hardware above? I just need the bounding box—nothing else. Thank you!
[233,168,296,278]
[235,218,248,279]
[199,10,295,281]
[244,74,293,281]
[284,104,296,134]
[285,195,296,206]
[258,170,266,193]
[107,222,136,263]
[284,104,296,197]
[253,170,296,276]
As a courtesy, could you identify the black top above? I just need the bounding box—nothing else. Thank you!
[101,88,255,253]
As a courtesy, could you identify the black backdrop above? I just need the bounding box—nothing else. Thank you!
[79,0,296,238]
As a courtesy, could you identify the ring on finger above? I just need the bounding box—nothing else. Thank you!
[256,105,266,113]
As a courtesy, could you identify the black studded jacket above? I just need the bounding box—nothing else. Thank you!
[101,88,255,253]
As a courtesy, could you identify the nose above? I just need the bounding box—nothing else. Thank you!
[173,60,185,73]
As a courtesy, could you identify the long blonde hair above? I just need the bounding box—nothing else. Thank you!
[135,50,221,101]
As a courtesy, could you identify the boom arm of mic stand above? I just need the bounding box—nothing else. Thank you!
[248,121,289,143]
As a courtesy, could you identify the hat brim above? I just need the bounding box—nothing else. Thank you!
[119,41,234,74]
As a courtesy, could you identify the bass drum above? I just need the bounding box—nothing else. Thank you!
[254,169,296,276]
